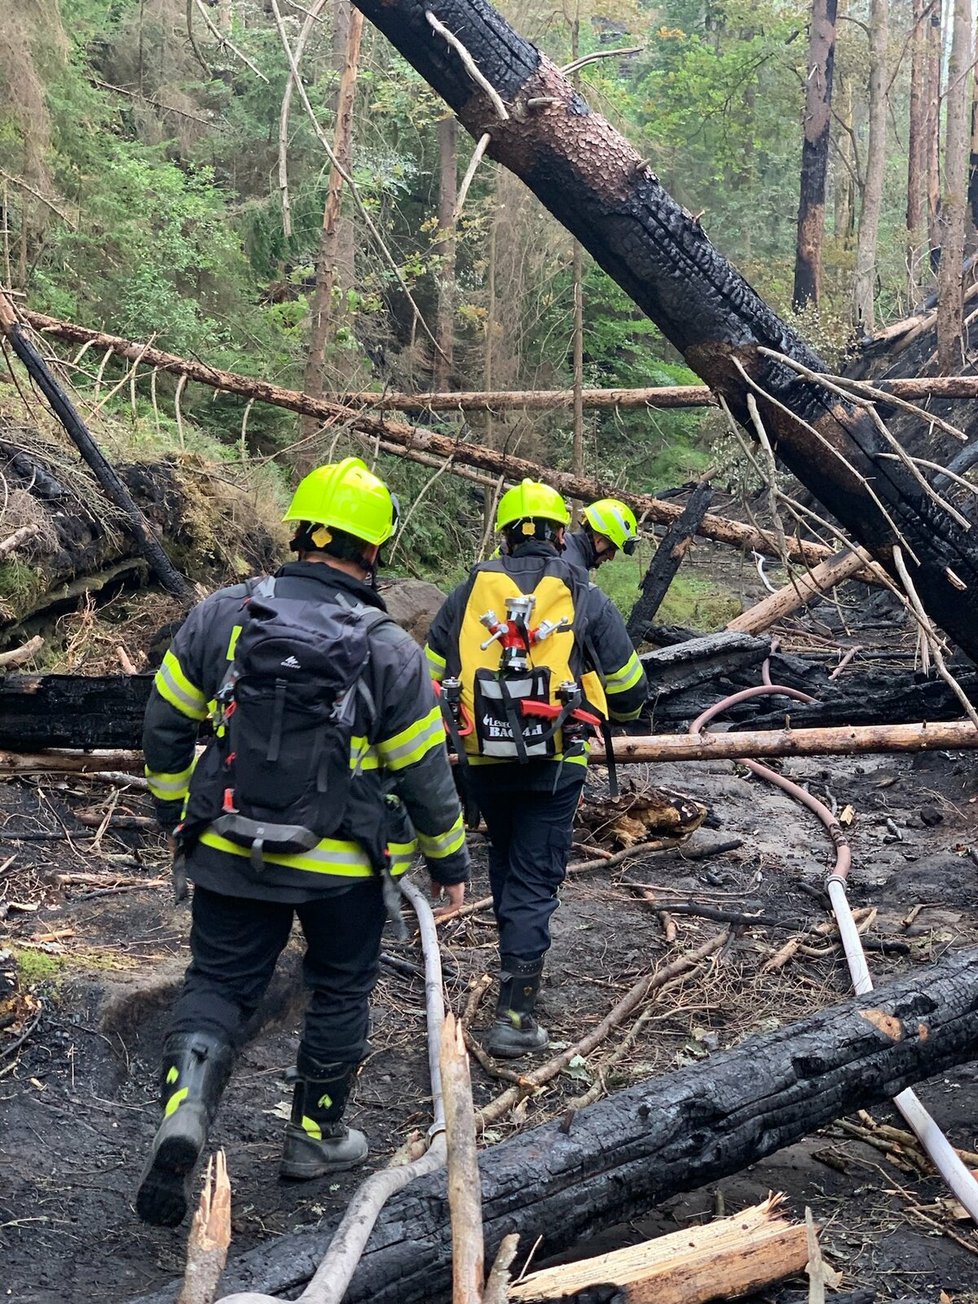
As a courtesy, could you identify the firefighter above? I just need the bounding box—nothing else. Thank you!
[562,498,640,573]
[425,479,647,1058]
[137,457,469,1226]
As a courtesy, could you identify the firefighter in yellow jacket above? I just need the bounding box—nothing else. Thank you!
[425,480,647,1058]
[137,458,469,1225]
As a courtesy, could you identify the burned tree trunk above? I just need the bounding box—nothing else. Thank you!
[132,946,978,1304]
[0,293,191,599]
[350,0,978,663]
[792,0,837,311]
[626,480,712,643]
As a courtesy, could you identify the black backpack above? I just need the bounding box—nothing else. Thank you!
[178,580,391,869]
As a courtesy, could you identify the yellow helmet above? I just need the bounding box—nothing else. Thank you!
[283,457,398,546]
[496,479,570,530]
[583,498,639,554]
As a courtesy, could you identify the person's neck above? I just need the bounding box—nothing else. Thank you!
[297,551,370,583]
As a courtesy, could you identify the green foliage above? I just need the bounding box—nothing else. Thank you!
[10,945,65,990]
[0,560,47,618]
[2,0,923,610]
[593,543,741,632]
[633,1,805,269]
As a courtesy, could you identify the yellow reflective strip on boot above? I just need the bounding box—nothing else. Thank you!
[164,1087,189,1117]
[316,1092,333,1110]
[165,1066,179,1085]
[301,1115,323,1141]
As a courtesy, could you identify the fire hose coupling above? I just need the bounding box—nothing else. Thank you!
[436,675,474,736]
[556,679,582,710]
[478,594,571,651]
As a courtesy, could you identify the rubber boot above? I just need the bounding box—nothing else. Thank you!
[135,1032,233,1227]
[486,957,549,1059]
[279,1051,368,1180]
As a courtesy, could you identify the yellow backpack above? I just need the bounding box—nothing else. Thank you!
[451,558,607,761]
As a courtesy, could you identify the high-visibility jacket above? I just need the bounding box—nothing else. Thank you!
[424,541,647,788]
[143,561,469,902]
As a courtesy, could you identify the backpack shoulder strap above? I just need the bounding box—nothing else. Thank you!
[330,594,397,735]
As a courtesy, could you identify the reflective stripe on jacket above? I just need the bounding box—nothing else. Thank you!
[143,562,469,898]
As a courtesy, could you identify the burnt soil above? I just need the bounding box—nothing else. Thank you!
[4,573,978,1302]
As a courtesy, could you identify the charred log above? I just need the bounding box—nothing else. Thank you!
[626,481,713,643]
[129,945,978,1304]
[0,293,191,598]
[639,631,771,701]
[0,674,154,750]
[349,0,978,662]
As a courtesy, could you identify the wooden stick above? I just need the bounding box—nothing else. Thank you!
[329,384,715,411]
[0,636,44,668]
[440,1013,484,1303]
[177,1150,231,1304]
[606,720,978,764]
[0,524,41,558]
[509,1195,810,1302]
[482,1233,518,1304]
[8,717,978,786]
[726,548,884,635]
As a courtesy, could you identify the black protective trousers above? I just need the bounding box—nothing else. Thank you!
[168,880,387,1063]
[467,769,585,963]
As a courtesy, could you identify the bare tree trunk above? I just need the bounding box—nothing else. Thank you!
[833,67,857,248]
[926,1,943,271]
[480,206,498,544]
[938,0,974,372]
[569,9,585,507]
[571,239,584,491]
[793,0,838,312]
[852,0,888,332]
[434,115,457,390]
[301,0,364,448]
[907,0,929,295]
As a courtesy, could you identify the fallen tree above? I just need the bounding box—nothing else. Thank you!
[348,0,978,662]
[0,293,191,599]
[19,310,843,573]
[129,945,978,1304]
[324,375,978,410]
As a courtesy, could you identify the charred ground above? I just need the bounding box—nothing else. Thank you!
[4,624,978,1302]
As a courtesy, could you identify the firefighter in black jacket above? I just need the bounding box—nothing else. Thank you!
[562,498,640,573]
[137,458,469,1226]
[425,480,647,1058]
